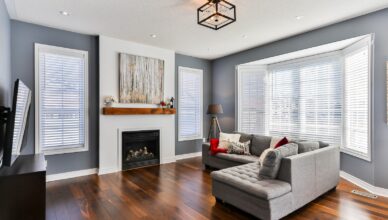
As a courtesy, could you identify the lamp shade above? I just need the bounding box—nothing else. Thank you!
[207,104,223,115]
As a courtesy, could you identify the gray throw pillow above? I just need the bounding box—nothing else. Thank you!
[234,132,253,143]
[251,135,272,156]
[258,143,298,179]
[295,141,319,153]
[318,141,329,148]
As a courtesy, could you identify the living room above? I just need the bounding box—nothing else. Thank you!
[1,0,388,219]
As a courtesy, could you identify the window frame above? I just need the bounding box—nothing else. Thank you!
[34,43,89,155]
[340,36,373,161]
[178,66,204,142]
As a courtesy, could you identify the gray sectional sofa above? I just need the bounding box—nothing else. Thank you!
[202,133,340,220]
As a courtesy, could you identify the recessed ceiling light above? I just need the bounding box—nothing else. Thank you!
[242,35,248,39]
[295,16,304,20]
[150,34,157,38]
[59,11,70,16]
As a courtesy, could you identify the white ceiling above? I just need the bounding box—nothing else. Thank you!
[5,0,388,60]
[243,35,367,66]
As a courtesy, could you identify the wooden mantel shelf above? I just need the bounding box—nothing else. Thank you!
[102,107,176,115]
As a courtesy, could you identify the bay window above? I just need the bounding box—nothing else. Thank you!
[237,36,372,161]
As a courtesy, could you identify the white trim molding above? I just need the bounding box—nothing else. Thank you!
[340,171,388,198]
[175,152,202,161]
[34,43,89,156]
[46,168,98,182]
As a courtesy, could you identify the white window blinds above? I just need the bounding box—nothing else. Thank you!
[35,44,88,155]
[178,67,203,141]
[268,54,343,145]
[343,44,370,158]
[237,66,267,134]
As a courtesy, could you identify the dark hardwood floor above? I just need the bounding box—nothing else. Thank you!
[46,157,388,220]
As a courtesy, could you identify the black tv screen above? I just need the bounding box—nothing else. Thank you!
[3,79,31,166]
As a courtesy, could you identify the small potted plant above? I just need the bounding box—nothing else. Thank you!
[104,96,117,107]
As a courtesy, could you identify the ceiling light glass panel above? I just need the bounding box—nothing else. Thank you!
[197,0,236,30]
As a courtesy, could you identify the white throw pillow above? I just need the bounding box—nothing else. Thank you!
[259,148,272,166]
[218,132,241,149]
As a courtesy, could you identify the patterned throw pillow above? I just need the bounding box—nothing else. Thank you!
[227,141,251,155]
[259,143,298,179]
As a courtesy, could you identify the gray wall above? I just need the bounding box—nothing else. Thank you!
[212,8,388,188]
[11,21,99,175]
[0,0,11,106]
[175,54,212,155]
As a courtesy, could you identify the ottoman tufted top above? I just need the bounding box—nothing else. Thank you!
[211,163,291,200]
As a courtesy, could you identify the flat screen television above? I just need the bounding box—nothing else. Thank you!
[2,79,31,167]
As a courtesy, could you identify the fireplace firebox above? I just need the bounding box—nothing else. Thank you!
[122,130,160,170]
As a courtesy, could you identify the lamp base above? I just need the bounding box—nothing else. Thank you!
[208,116,222,141]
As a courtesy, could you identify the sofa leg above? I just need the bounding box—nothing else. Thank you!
[202,164,210,170]
[215,197,223,203]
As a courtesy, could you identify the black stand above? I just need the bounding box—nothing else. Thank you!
[207,116,222,141]
[0,107,11,167]
[0,154,46,220]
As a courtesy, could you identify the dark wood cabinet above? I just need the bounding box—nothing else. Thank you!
[0,154,46,220]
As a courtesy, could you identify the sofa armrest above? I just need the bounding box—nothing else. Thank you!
[277,145,340,208]
[202,143,211,164]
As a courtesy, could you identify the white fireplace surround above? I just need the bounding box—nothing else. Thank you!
[99,36,176,175]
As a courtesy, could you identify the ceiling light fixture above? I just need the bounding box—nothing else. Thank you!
[150,34,157,38]
[59,11,70,16]
[242,35,248,39]
[197,0,236,30]
[295,16,304,20]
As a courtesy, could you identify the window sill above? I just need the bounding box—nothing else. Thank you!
[340,147,371,162]
[178,137,204,142]
[40,146,89,156]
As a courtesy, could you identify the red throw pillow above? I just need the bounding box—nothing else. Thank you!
[274,137,288,148]
[210,139,227,155]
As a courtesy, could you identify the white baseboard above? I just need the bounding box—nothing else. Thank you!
[98,166,119,175]
[175,152,202,160]
[46,168,98,182]
[340,171,388,197]
[160,156,177,164]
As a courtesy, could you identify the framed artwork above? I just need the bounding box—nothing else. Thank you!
[119,53,164,104]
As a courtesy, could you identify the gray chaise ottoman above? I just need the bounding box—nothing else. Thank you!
[211,163,293,220]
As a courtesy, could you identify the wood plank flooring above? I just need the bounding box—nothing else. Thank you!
[46,157,388,220]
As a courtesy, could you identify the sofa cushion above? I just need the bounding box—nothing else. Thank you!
[215,153,259,163]
[294,141,319,153]
[319,141,329,148]
[234,132,254,143]
[251,135,272,156]
[259,143,298,179]
[211,163,291,200]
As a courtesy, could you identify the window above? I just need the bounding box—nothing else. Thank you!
[35,44,88,155]
[178,67,203,141]
[236,65,267,134]
[268,53,343,145]
[237,36,372,160]
[342,39,371,160]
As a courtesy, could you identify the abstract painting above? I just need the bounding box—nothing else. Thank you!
[119,53,164,104]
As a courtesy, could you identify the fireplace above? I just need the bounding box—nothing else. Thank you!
[122,130,160,170]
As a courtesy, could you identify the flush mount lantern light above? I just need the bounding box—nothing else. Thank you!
[197,0,236,30]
